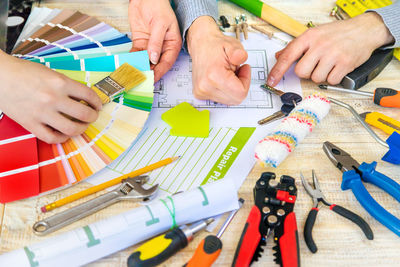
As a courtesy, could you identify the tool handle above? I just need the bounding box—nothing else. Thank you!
[341,170,400,237]
[364,112,400,135]
[279,212,300,267]
[374,88,400,108]
[232,205,262,267]
[128,228,188,267]
[303,208,319,253]
[185,235,222,267]
[330,204,373,240]
[359,162,400,202]
[33,191,120,235]
[261,3,308,37]
[228,0,308,37]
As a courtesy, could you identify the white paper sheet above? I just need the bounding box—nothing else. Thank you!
[87,32,302,191]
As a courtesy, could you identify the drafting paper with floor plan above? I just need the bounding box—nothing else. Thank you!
[87,32,302,193]
[154,49,273,109]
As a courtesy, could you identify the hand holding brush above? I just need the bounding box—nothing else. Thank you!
[0,51,102,144]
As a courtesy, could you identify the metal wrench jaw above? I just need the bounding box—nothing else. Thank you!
[118,176,159,200]
[300,172,323,208]
[323,141,361,173]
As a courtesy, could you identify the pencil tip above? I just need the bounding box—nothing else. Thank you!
[41,206,47,213]
[170,156,181,161]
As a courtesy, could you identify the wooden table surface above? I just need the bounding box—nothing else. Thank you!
[1,0,400,266]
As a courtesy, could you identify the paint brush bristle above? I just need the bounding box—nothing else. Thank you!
[91,63,146,104]
[109,63,146,90]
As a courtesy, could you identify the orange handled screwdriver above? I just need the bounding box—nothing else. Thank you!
[185,199,244,267]
[319,85,400,108]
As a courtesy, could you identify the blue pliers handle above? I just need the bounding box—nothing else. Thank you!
[342,161,400,237]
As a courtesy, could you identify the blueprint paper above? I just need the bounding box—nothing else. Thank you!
[0,179,238,267]
[88,32,302,191]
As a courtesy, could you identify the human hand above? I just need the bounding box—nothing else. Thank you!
[0,53,102,144]
[267,12,395,86]
[128,0,182,82]
[187,16,251,105]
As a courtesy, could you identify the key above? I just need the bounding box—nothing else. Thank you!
[261,84,302,106]
[32,176,158,235]
[258,104,294,125]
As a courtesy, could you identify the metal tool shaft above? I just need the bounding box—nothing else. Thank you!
[320,85,374,97]
[328,97,388,148]
[261,84,285,96]
[33,190,123,235]
[217,198,244,238]
[258,111,284,125]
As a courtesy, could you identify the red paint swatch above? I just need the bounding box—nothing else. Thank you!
[37,140,69,193]
[0,115,39,203]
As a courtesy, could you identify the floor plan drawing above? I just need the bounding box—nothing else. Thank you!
[153,49,273,109]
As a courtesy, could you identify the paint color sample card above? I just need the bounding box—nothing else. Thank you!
[0,115,39,202]
[1,8,154,202]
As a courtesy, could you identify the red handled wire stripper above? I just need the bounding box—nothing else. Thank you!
[232,172,299,267]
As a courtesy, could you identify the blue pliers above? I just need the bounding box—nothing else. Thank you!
[323,141,400,237]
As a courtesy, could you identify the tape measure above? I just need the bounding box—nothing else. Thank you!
[336,0,399,60]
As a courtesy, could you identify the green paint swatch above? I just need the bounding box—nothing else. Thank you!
[201,127,255,185]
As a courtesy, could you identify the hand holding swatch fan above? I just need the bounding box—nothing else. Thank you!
[0,7,154,203]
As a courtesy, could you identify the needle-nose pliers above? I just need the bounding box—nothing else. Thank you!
[301,170,373,253]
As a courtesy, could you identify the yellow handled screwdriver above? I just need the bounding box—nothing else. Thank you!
[127,218,214,267]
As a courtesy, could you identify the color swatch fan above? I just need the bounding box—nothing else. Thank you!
[0,7,154,203]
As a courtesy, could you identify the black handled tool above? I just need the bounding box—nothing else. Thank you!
[301,170,373,253]
[341,49,393,90]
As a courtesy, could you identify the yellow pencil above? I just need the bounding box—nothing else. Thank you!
[41,156,180,212]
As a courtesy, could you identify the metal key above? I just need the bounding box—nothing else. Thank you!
[33,176,158,235]
[258,104,294,125]
[261,84,302,106]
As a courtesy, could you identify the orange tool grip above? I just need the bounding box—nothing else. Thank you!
[374,88,400,108]
[186,235,222,267]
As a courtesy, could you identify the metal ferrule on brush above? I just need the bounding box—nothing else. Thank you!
[94,76,125,99]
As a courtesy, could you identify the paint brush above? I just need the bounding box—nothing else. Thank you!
[91,62,146,104]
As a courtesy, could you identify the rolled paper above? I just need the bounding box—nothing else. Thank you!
[0,178,238,267]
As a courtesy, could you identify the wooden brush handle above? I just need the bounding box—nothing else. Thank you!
[261,4,308,37]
